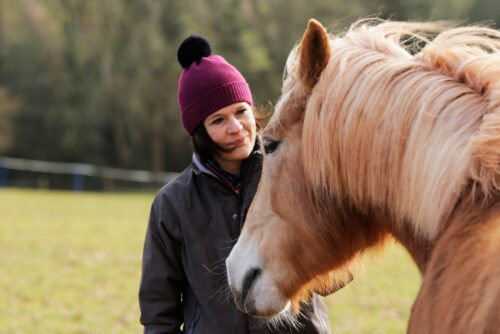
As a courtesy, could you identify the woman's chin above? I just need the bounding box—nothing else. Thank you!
[222,146,253,161]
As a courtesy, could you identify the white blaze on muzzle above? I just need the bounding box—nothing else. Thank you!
[226,232,291,318]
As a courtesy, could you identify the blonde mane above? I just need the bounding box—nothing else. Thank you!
[282,20,500,239]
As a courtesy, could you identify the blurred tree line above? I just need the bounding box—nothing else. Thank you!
[0,0,498,173]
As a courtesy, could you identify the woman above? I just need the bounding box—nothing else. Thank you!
[139,35,330,334]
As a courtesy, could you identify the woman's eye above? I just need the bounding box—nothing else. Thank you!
[212,118,223,125]
[264,138,280,154]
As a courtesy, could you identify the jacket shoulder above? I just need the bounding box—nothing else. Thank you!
[155,165,194,206]
[147,166,194,238]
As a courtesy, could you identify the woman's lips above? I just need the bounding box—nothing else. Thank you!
[233,138,245,147]
[226,138,246,150]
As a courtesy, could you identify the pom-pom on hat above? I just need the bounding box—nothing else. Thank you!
[177,35,253,135]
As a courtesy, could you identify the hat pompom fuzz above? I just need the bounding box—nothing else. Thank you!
[177,35,212,69]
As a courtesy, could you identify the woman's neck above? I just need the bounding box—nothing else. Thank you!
[213,157,241,176]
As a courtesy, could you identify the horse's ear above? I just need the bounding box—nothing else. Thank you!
[298,19,330,91]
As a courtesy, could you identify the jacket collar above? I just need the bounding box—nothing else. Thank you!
[192,152,215,177]
[191,137,262,191]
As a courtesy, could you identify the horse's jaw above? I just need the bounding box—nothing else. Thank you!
[226,236,291,318]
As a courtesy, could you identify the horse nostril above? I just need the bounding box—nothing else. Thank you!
[241,267,261,305]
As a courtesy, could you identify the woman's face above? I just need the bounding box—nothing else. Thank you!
[203,102,256,171]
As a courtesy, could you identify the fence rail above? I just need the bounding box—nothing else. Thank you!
[0,156,178,190]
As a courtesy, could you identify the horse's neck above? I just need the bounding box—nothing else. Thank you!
[387,220,434,274]
[386,196,500,274]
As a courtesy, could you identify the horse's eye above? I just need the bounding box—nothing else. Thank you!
[263,138,281,154]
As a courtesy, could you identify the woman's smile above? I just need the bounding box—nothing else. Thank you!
[226,137,247,150]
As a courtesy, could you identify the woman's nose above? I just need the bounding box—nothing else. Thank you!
[227,117,243,133]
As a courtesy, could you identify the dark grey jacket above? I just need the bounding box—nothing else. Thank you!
[139,149,330,334]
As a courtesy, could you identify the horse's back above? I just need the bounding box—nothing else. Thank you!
[408,212,500,334]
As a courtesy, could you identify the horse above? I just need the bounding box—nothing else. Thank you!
[226,18,500,333]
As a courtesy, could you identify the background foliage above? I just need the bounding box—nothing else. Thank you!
[0,0,498,175]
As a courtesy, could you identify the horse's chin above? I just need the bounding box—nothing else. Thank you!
[241,300,292,319]
[240,295,291,319]
[241,295,302,331]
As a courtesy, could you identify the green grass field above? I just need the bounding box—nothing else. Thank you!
[0,188,420,333]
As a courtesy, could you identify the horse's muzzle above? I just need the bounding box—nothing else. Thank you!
[234,267,261,313]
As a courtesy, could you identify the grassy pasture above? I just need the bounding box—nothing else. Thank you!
[0,188,420,333]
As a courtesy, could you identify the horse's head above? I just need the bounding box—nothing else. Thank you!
[226,20,370,318]
[227,17,500,319]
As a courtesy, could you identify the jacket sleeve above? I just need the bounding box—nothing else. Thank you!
[139,195,185,334]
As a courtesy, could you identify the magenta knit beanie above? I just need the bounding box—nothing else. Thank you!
[177,36,253,135]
